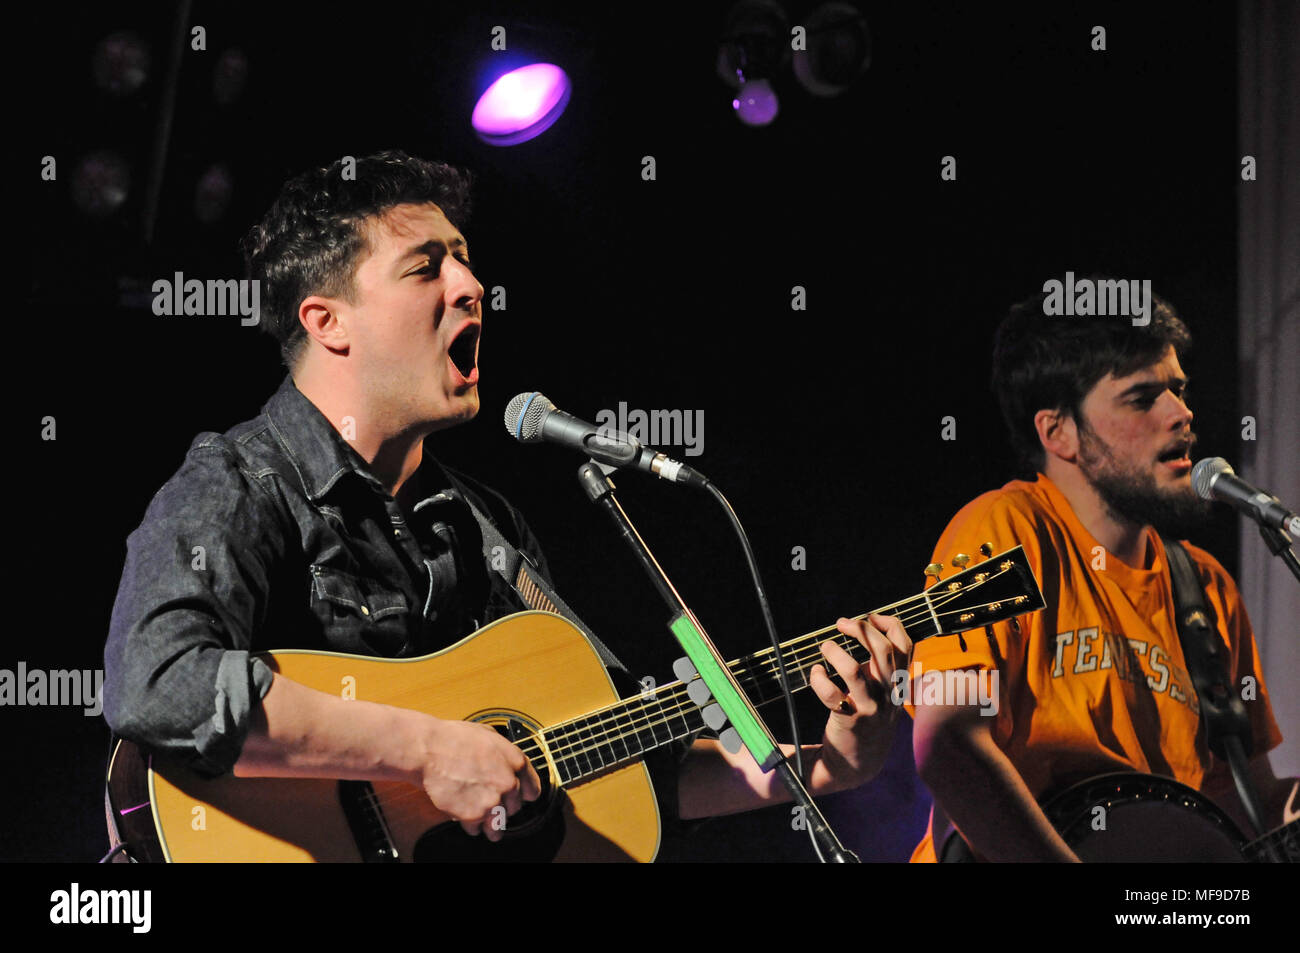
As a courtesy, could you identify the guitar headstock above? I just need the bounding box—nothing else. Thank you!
[911,544,1045,640]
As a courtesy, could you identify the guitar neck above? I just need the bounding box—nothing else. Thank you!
[541,550,1040,787]
[542,623,869,787]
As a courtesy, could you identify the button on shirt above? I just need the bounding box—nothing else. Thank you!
[104,375,548,777]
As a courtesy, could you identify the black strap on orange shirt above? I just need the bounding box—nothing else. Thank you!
[1162,536,1270,842]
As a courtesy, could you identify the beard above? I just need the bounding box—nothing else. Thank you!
[1077,423,1212,539]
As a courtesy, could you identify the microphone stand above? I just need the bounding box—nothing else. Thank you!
[1257,523,1300,584]
[576,461,858,863]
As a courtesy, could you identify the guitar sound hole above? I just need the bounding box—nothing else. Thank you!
[489,717,553,831]
[411,711,567,863]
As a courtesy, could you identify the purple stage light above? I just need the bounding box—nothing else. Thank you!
[732,78,779,126]
[472,63,572,146]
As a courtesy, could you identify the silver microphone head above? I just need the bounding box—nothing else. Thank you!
[1191,456,1232,500]
[504,392,555,443]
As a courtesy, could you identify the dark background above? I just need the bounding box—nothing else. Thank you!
[15,0,1250,862]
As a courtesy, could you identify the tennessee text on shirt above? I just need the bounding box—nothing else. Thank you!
[1050,627,1197,713]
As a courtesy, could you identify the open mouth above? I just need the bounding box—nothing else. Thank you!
[1158,438,1193,466]
[448,323,480,380]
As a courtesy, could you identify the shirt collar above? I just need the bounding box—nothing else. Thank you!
[1032,471,1162,576]
[262,374,460,506]
[263,374,387,501]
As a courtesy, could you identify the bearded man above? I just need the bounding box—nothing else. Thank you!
[909,284,1294,862]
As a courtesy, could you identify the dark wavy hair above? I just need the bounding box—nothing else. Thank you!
[241,150,473,368]
[992,279,1192,476]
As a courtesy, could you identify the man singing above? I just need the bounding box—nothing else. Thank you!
[104,150,910,858]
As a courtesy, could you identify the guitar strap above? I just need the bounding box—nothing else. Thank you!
[1161,537,1253,759]
[1161,535,1269,839]
[459,491,627,675]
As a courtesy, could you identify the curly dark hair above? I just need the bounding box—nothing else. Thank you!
[241,150,473,368]
[992,278,1192,476]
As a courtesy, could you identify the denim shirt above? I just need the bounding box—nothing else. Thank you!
[103,375,551,778]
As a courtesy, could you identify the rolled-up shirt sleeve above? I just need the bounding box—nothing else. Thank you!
[104,441,285,777]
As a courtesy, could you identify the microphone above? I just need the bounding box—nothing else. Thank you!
[1192,457,1300,536]
[504,392,709,489]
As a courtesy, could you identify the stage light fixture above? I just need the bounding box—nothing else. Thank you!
[733,78,779,126]
[71,150,131,217]
[717,0,790,127]
[91,30,151,97]
[471,62,572,146]
[194,164,234,224]
[213,48,250,106]
[793,2,872,97]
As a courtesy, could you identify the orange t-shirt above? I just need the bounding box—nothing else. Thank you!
[908,474,1283,862]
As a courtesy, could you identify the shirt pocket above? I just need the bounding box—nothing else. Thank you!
[308,564,411,656]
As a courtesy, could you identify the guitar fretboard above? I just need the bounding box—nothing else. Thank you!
[539,590,968,785]
[532,549,1037,787]
[541,629,871,785]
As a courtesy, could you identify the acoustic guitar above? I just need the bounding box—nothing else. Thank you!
[105,545,1043,862]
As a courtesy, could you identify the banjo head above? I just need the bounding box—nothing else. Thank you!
[1043,773,1247,863]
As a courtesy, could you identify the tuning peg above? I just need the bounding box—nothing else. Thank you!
[980,542,994,558]
[924,563,944,586]
[952,553,971,570]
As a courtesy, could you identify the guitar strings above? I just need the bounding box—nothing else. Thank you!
[370,565,1010,775]
[358,601,1001,827]
[360,578,1019,825]
[359,577,1018,824]
[529,594,1012,768]
[389,587,938,784]
[526,569,1016,766]
[356,574,1018,821]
